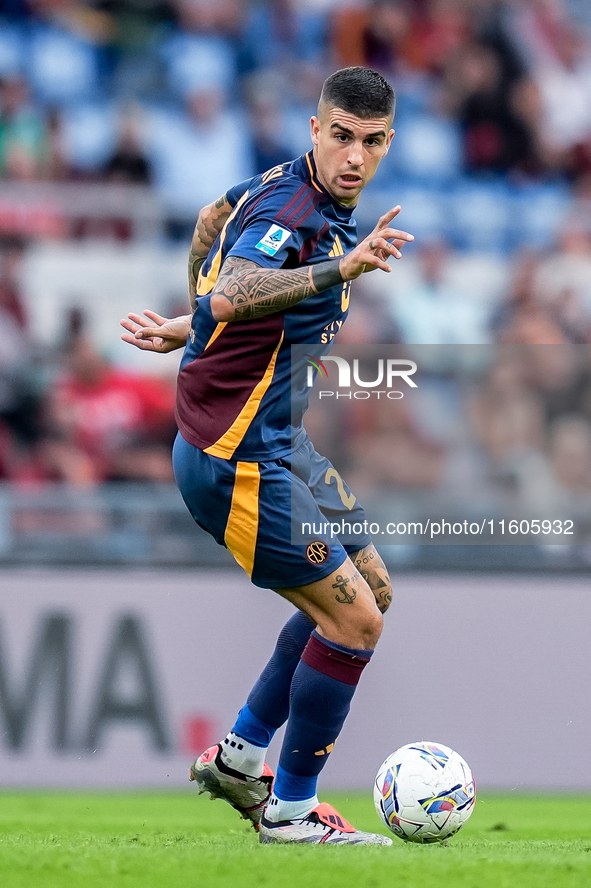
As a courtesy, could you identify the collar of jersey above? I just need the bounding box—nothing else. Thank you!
[302,151,355,221]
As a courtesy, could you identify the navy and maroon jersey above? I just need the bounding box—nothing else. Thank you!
[175,151,357,462]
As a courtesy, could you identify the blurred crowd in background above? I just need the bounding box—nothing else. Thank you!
[305,345,591,540]
[0,0,591,533]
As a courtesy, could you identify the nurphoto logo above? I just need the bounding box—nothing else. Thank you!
[305,355,418,400]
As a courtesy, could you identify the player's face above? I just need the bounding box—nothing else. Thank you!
[311,104,394,206]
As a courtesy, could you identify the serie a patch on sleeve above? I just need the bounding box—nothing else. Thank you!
[255,224,292,257]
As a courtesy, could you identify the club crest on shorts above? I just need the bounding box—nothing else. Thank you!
[306,540,330,564]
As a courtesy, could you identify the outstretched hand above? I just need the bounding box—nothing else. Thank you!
[339,205,414,281]
[120,310,192,353]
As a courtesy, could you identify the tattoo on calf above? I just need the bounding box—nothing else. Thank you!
[355,549,377,569]
[355,549,392,612]
[360,569,392,612]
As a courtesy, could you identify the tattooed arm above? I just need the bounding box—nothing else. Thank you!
[210,256,344,321]
[210,207,414,322]
[188,194,233,310]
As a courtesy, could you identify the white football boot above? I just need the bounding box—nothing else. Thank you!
[259,801,393,845]
[190,744,274,830]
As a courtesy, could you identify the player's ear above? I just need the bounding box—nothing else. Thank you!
[310,116,320,145]
[384,129,395,155]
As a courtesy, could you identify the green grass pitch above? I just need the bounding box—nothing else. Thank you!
[1,791,590,888]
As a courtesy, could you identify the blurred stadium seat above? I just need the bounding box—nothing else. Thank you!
[0,21,24,76]
[391,112,462,181]
[450,181,513,252]
[61,102,116,170]
[26,25,100,105]
[160,32,237,96]
[511,183,571,248]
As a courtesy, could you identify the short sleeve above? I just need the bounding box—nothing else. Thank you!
[226,176,255,208]
[226,180,319,268]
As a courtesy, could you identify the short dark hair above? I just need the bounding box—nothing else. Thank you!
[320,67,396,120]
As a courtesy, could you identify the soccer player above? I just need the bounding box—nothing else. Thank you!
[121,67,414,845]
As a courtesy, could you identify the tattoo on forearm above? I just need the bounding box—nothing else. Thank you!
[214,256,344,320]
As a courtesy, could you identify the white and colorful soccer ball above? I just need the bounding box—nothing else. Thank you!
[374,741,475,843]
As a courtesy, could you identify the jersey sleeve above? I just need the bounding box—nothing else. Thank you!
[226,179,320,269]
[226,176,256,208]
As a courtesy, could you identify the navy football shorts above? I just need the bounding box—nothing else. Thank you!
[172,431,372,589]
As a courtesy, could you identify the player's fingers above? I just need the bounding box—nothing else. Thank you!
[134,325,164,340]
[120,318,142,335]
[367,236,403,260]
[142,310,168,325]
[121,332,156,350]
[373,205,401,231]
[121,311,152,330]
[372,226,414,244]
[124,312,155,329]
[375,249,393,263]
[361,253,391,273]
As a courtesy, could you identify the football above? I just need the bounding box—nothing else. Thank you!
[374,741,476,843]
